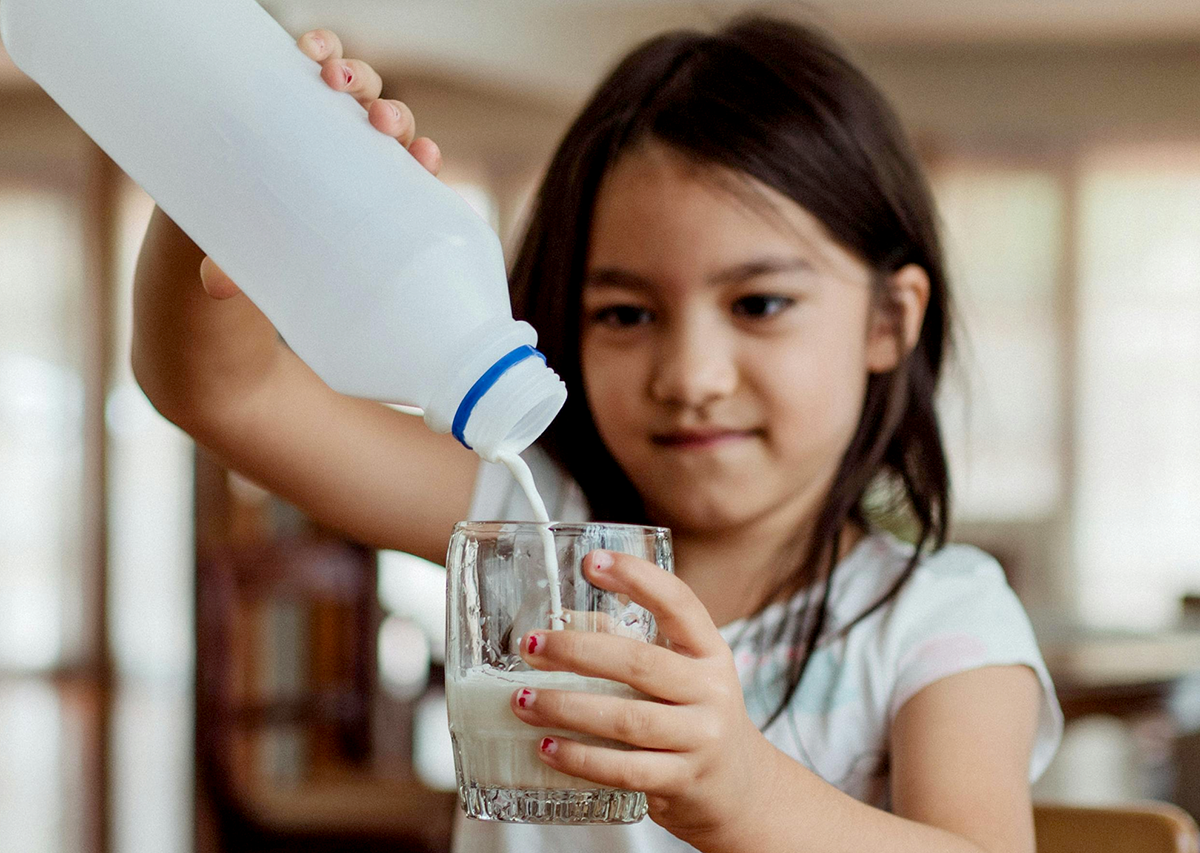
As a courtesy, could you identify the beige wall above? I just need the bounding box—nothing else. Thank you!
[859,39,1200,148]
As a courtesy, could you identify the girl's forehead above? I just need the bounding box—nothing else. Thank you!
[589,144,862,279]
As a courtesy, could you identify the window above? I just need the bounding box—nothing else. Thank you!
[930,141,1200,629]
[0,185,87,670]
[932,164,1066,522]
[107,178,194,853]
[1074,144,1200,628]
[106,178,194,681]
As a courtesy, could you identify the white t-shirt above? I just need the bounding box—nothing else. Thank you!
[452,447,1063,853]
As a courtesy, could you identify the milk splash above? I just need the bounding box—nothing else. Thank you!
[496,450,566,631]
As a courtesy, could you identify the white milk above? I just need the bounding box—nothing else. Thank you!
[447,666,646,789]
[497,450,565,631]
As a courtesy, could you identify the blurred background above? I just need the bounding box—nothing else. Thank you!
[1,1,1200,851]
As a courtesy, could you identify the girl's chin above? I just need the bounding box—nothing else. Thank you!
[643,486,770,532]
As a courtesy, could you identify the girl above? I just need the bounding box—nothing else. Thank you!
[132,14,1062,853]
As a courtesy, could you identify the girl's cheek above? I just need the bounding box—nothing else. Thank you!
[582,349,641,416]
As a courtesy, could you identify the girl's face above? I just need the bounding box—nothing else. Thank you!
[580,143,900,535]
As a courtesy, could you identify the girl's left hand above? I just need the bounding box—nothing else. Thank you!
[510,549,781,850]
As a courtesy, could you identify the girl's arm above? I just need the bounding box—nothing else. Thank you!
[714,666,1039,853]
[131,30,479,562]
[890,666,1041,853]
[508,550,1041,853]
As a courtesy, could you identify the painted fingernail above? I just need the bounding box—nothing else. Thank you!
[540,737,557,755]
[341,65,353,86]
[516,688,535,709]
[592,551,613,572]
[525,633,543,655]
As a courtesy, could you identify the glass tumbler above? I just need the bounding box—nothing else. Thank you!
[446,521,673,824]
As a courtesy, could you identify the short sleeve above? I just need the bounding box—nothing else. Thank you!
[881,546,1063,782]
[467,444,590,523]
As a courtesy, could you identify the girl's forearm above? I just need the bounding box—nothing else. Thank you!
[698,748,991,853]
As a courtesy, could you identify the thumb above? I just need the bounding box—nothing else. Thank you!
[199,256,243,300]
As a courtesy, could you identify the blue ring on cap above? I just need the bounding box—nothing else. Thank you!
[452,345,548,449]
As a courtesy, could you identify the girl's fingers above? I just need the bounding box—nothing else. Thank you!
[367,99,416,147]
[536,736,688,795]
[320,57,383,107]
[520,629,701,704]
[511,687,693,751]
[298,28,344,62]
[296,29,444,175]
[408,137,443,176]
[584,551,726,658]
[198,256,241,300]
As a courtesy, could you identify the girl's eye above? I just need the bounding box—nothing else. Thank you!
[731,294,795,318]
[589,305,655,328]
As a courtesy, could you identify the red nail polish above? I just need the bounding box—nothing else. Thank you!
[526,633,541,654]
[342,65,353,86]
[540,737,557,754]
[517,688,534,709]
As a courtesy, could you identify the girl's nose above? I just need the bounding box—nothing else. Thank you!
[649,322,738,410]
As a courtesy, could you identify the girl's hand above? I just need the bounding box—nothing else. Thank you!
[200,28,443,300]
[511,550,781,850]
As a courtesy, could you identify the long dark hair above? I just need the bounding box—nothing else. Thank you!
[509,15,950,727]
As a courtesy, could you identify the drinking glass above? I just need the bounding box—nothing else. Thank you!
[446,521,673,824]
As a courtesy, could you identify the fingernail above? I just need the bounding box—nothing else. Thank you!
[524,633,543,655]
[310,35,325,54]
[390,102,401,121]
[341,65,353,86]
[592,551,613,572]
[516,688,535,709]
[540,737,557,755]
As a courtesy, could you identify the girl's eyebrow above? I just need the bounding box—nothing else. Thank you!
[583,256,812,289]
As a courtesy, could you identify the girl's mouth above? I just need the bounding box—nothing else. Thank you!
[651,428,761,449]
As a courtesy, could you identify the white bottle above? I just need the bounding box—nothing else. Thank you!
[0,0,566,461]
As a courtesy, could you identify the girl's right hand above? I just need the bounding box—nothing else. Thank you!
[199,28,443,300]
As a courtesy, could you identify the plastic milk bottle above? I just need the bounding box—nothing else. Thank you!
[0,0,567,461]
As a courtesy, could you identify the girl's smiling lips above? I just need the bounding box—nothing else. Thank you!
[651,427,763,449]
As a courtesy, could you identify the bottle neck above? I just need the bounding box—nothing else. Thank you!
[422,320,567,461]
[451,345,547,449]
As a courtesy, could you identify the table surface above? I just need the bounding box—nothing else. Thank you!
[1038,626,1200,689]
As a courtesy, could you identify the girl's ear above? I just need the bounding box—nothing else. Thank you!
[865,263,931,373]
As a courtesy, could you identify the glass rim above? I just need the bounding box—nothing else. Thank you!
[453,520,670,537]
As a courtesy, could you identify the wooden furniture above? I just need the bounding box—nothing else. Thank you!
[1039,627,1200,723]
[195,536,455,853]
[1034,802,1200,853]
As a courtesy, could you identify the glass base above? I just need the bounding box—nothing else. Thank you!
[459,781,648,824]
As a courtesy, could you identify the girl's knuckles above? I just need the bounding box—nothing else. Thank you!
[692,717,723,749]
[612,705,649,742]
[605,758,640,791]
[625,643,655,683]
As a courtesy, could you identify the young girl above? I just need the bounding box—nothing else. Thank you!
[133,14,1062,853]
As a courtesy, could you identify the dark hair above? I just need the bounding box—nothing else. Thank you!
[509,15,950,727]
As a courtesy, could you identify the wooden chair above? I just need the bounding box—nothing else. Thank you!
[1034,802,1200,853]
